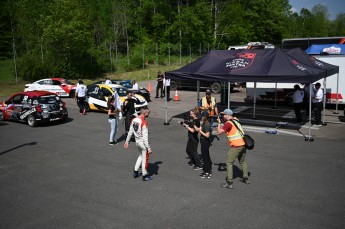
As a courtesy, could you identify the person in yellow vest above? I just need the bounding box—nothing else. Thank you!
[200,89,218,117]
[217,109,250,189]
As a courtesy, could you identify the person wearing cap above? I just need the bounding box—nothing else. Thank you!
[194,111,212,178]
[217,108,249,189]
[183,107,202,170]
[200,89,218,119]
[312,82,323,126]
[293,84,304,123]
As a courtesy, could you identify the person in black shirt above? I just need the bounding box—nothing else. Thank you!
[107,95,118,145]
[155,70,164,98]
[194,111,212,178]
[183,107,202,170]
[122,91,137,137]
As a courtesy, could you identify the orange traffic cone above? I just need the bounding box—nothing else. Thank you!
[148,82,152,92]
[173,90,180,101]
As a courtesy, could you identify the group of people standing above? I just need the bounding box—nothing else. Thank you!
[293,82,323,126]
[181,89,250,189]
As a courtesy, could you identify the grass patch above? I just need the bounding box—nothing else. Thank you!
[0,58,190,97]
[0,59,15,82]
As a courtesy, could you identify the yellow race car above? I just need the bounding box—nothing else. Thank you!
[85,84,148,112]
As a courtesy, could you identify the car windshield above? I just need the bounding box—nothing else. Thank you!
[111,87,127,96]
[63,79,74,85]
[37,94,60,104]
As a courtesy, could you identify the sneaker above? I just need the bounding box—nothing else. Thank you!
[109,142,115,145]
[242,178,250,184]
[313,124,322,127]
[142,175,153,181]
[133,171,140,178]
[220,182,233,189]
[189,163,195,167]
[193,166,202,170]
[200,173,211,179]
[199,172,206,177]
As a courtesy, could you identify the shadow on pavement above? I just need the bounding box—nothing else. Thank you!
[0,142,37,156]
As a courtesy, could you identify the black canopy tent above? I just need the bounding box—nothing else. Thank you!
[165,48,339,141]
[165,48,328,83]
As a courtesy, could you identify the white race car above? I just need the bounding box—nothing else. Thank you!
[24,78,77,97]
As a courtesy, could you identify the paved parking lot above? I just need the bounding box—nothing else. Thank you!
[1,81,345,229]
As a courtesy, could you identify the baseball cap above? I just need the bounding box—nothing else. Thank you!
[205,89,211,95]
[221,108,233,116]
[201,111,209,118]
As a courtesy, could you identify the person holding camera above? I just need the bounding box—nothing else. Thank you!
[183,107,202,170]
[217,109,249,189]
[194,111,212,178]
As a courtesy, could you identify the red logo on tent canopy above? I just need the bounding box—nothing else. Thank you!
[225,52,256,70]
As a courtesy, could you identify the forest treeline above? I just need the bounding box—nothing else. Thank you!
[0,0,344,80]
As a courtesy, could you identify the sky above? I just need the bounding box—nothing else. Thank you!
[289,0,344,20]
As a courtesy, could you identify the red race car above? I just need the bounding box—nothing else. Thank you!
[0,91,68,127]
[24,78,77,97]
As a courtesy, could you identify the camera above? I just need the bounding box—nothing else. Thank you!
[214,114,224,123]
[179,115,193,126]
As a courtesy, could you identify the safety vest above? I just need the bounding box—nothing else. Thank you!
[202,97,216,116]
[225,119,245,147]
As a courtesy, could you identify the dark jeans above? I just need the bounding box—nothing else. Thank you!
[156,83,163,97]
[293,102,303,122]
[200,138,212,173]
[313,102,323,124]
[186,137,201,167]
[77,97,86,113]
[125,113,132,133]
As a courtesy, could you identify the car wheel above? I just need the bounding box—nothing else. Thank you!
[170,80,178,91]
[69,90,75,98]
[27,115,37,127]
[211,82,221,94]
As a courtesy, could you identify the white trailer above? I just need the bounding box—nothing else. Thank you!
[246,55,345,105]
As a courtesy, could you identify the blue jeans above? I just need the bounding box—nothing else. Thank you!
[108,118,118,142]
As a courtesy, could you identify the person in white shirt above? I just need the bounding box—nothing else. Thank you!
[293,84,304,123]
[74,80,87,115]
[105,77,112,85]
[132,80,139,90]
[124,107,153,181]
[165,77,171,101]
[312,82,323,126]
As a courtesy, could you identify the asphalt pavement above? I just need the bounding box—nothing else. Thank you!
[0,80,345,229]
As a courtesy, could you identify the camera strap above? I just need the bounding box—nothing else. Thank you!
[230,120,244,137]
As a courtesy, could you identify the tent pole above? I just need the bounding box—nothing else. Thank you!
[306,83,313,142]
[322,77,327,125]
[163,84,169,125]
[253,82,257,119]
[273,83,277,109]
[335,73,339,114]
[197,80,200,106]
[227,82,231,109]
